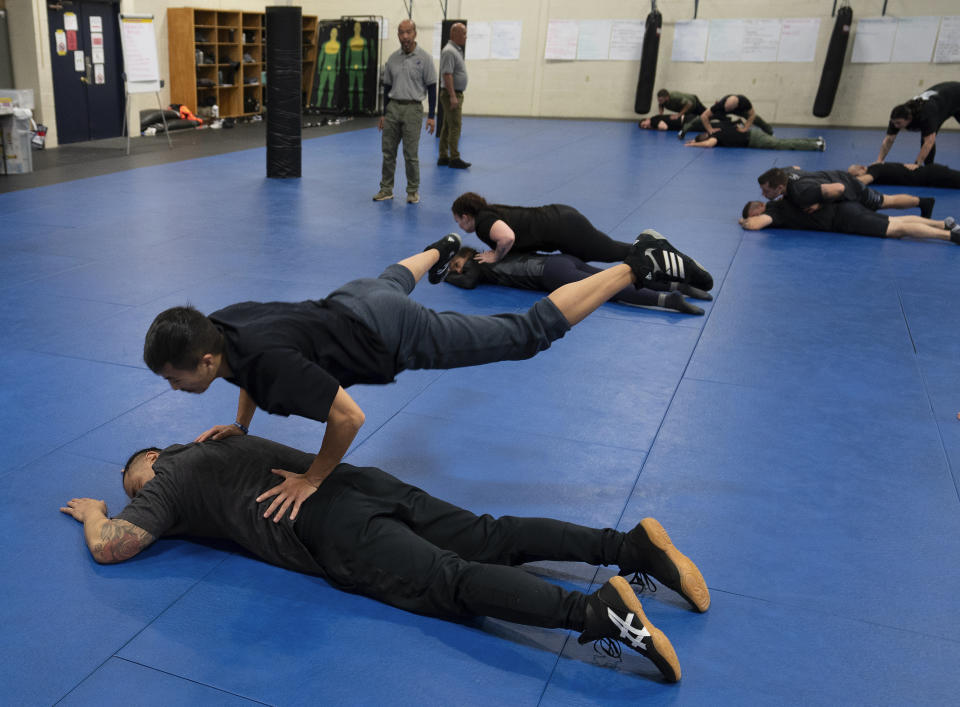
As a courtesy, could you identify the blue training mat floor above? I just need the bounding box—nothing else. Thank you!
[2,118,959,705]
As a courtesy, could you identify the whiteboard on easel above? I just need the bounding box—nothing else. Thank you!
[119,14,161,92]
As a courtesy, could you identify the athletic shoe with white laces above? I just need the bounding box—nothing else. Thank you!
[626,230,714,291]
[578,576,682,682]
[618,517,710,613]
[424,233,462,283]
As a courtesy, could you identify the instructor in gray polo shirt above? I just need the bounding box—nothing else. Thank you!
[438,22,469,169]
[373,19,437,205]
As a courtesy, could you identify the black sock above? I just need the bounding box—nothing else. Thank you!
[919,197,935,219]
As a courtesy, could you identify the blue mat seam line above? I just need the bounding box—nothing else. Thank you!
[52,556,232,705]
[0,387,171,483]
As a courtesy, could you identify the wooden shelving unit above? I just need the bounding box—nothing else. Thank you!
[168,8,319,120]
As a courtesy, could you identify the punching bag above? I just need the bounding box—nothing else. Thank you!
[813,5,852,118]
[266,6,302,178]
[634,11,662,114]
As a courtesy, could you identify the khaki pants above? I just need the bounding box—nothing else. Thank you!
[380,100,423,194]
[438,91,464,159]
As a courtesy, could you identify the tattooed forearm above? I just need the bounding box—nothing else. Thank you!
[90,520,155,563]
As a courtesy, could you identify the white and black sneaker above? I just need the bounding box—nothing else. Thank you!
[424,233,462,283]
[578,576,681,682]
[944,216,956,230]
[626,230,714,291]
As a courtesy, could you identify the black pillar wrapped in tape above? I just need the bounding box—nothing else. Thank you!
[813,4,853,118]
[633,10,662,114]
[266,6,302,178]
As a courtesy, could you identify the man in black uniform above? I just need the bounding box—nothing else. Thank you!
[60,435,711,682]
[847,162,960,189]
[143,234,709,523]
[758,167,936,217]
[877,82,960,165]
[681,93,774,138]
[738,198,959,243]
[445,246,711,315]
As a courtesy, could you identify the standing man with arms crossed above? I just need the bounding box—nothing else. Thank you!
[373,20,437,204]
[438,22,470,169]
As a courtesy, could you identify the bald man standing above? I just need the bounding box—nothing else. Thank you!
[438,22,470,169]
[373,20,437,205]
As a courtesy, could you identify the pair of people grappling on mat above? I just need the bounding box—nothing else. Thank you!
[62,226,715,683]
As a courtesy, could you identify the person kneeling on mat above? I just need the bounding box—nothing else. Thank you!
[739,199,960,244]
[61,435,710,682]
[143,232,711,524]
[446,246,712,316]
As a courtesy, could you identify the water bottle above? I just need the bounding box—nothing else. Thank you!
[212,104,219,119]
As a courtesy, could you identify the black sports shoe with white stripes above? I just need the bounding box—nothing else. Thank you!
[625,230,714,291]
[424,233,462,283]
[578,576,681,682]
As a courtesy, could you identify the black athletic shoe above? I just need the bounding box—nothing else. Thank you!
[944,216,956,231]
[950,225,960,245]
[424,233,462,283]
[628,230,714,291]
[437,157,450,166]
[449,158,471,169]
[578,576,681,682]
[919,197,935,219]
[618,517,710,613]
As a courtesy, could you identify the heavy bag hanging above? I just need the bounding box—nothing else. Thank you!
[813,4,853,118]
[266,6,302,178]
[634,10,662,114]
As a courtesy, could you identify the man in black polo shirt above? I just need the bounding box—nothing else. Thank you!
[757,167,936,218]
[61,435,711,682]
[876,82,960,166]
[847,162,960,189]
[143,234,700,523]
[738,198,959,243]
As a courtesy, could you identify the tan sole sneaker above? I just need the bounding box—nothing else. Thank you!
[638,517,711,612]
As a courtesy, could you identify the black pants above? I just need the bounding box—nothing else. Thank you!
[295,465,625,628]
[532,205,633,262]
[541,254,659,307]
[921,163,960,188]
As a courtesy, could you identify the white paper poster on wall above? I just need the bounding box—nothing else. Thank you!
[672,19,707,62]
[707,19,744,62]
[94,64,105,84]
[490,21,522,60]
[92,46,104,64]
[89,16,102,33]
[74,50,85,72]
[777,17,820,62]
[741,19,781,62]
[934,16,960,63]
[608,20,645,61]
[465,21,491,60]
[891,16,940,63]
[851,17,896,63]
[577,20,612,61]
[545,20,578,60]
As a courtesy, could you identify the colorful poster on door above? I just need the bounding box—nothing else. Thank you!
[55,29,67,56]
[74,50,84,72]
[94,64,105,84]
[67,30,77,51]
[64,12,78,31]
[90,32,103,47]
[89,16,102,33]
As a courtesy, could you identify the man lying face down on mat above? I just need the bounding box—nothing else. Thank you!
[142,233,711,524]
[738,198,960,244]
[60,435,710,683]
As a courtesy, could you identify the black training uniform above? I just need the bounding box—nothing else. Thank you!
[473,204,631,262]
[784,168,883,211]
[764,199,889,238]
[886,81,960,164]
[866,162,960,189]
[118,435,628,627]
